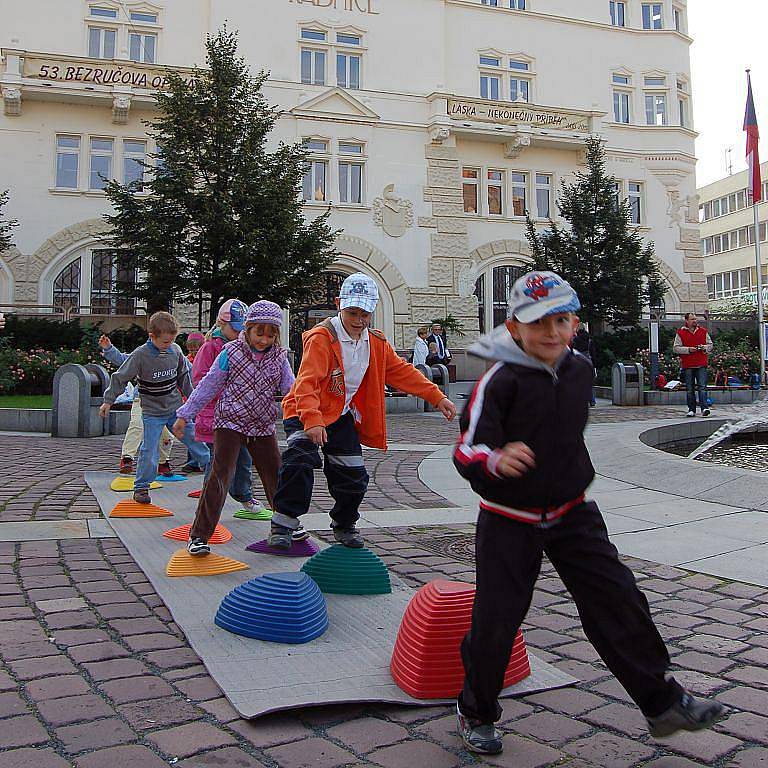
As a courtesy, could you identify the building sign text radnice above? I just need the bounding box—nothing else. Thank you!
[448,98,590,132]
[288,0,379,13]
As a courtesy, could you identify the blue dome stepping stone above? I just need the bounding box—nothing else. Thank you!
[214,571,328,643]
[300,545,391,595]
[246,538,320,557]
[155,473,188,482]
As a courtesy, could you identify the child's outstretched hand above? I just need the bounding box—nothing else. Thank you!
[172,418,186,440]
[98,334,111,350]
[495,442,536,478]
[99,402,111,418]
[436,398,457,421]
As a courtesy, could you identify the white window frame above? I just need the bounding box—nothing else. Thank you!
[55,135,81,190]
[129,31,157,63]
[462,167,480,215]
[672,5,684,33]
[510,171,528,217]
[302,139,330,203]
[301,47,327,86]
[89,137,114,191]
[88,25,117,59]
[338,141,366,205]
[628,181,643,225]
[336,49,361,90]
[487,170,505,216]
[509,75,531,103]
[480,72,502,100]
[123,139,147,186]
[89,5,118,19]
[609,0,626,27]
[613,89,631,124]
[641,3,663,29]
[535,173,552,219]
[644,91,668,126]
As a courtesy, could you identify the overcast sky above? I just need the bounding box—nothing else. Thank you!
[690,3,768,187]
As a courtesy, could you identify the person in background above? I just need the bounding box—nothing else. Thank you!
[98,333,175,476]
[673,313,713,418]
[100,312,209,504]
[572,322,597,407]
[185,332,205,363]
[427,322,451,366]
[412,326,430,368]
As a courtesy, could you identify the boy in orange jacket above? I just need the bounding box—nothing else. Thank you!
[269,273,457,549]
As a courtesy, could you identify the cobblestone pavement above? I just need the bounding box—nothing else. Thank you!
[1,409,766,767]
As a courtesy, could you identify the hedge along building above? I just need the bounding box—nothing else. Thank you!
[1,0,703,377]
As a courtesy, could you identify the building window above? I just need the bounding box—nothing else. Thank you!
[644,93,667,125]
[301,48,326,85]
[90,250,136,314]
[480,55,501,67]
[338,142,365,204]
[53,259,82,312]
[509,59,529,71]
[474,264,528,334]
[511,172,527,216]
[509,0,526,8]
[642,3,663,29]
[129,32,156,63]
[123,140,146,186]
[509,76,530,102]
[462,168,479,214]
[481,0,499,5]
[88,26,116,58]
[480,73,501,100]
[302,140,329,202]
[89,5,117,18]
[129,10,158,23]
[89,138,113,190]
[673,5,683,32]
[337,51,361,89]
[678,96,688,128]
[536,174,551,218]
[337,33,360,46]
[301,28,327,41]
[613,90,631,123]
[628,182,642,224]
[55,135,80,189]
[487,170,505,216]
[610,1,626,26]
[611,181,621,209]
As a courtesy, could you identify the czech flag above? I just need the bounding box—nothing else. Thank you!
[745,71,762,204]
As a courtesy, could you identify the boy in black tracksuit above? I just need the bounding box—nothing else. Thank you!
[453,271,724,756]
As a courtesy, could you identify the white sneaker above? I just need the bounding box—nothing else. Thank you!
[686,411,695,417]
[242,498,268,514]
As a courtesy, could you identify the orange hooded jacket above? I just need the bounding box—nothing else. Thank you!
[281,319,447,450]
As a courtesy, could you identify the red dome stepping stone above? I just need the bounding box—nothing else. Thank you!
[188,489,202,498]
[246,538,320,557]
[390,580,531,699]
[163,523,232,544]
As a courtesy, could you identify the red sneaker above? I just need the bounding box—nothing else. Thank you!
[157,462,174,477]
[119,456,134,474]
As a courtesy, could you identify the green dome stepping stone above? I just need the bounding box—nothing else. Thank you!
[234,507,273,521]
[300,545,391,595]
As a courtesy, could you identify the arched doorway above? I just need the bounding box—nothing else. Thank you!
[474,264,528,333]
[289,271,348,369]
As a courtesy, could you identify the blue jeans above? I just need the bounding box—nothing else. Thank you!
[136,413,209,490]
[204,442,253,503]
[683,367,708,413]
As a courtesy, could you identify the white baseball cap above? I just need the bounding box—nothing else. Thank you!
[339,273,379,313]
[508,271,581,324]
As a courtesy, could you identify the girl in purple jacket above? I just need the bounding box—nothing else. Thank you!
[174,301,295,555]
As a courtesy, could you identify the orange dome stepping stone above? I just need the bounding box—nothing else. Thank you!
[391,580,531,699]
[166,549,249,577]
[109,500,173,518]
[163,523,232,544]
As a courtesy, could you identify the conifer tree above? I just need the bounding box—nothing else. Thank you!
[526,136,664,329]
[104,28,337,323]
[0,189,18,253]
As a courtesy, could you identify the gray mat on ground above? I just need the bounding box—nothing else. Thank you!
[85,471,577,718]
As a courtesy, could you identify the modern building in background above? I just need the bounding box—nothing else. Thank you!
[698,160,768,310]
[1,0,701,373]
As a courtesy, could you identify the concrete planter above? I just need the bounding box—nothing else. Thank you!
[0,408,53,433]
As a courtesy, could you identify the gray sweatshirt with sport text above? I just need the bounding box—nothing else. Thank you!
[103,341,192,416]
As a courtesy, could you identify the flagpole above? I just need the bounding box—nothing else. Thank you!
[754,199,766,382]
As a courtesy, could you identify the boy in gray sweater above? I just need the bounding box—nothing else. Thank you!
[100,312,209,503]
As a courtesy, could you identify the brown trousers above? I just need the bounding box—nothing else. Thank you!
[190,428,281,542]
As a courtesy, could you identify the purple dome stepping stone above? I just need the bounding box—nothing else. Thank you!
[246,538,320,557]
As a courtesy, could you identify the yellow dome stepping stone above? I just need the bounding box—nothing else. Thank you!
[110,477,162,492]
[166,549,249,578]
[109,500,173,518]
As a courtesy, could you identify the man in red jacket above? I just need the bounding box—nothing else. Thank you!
[673,313,713,418]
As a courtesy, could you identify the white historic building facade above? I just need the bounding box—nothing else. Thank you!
[1,0,702,367]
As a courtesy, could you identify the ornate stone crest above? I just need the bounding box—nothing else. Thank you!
[373,184,413,238]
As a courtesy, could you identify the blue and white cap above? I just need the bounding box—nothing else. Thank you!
[339,272,379,313]
[508,271,581,324]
